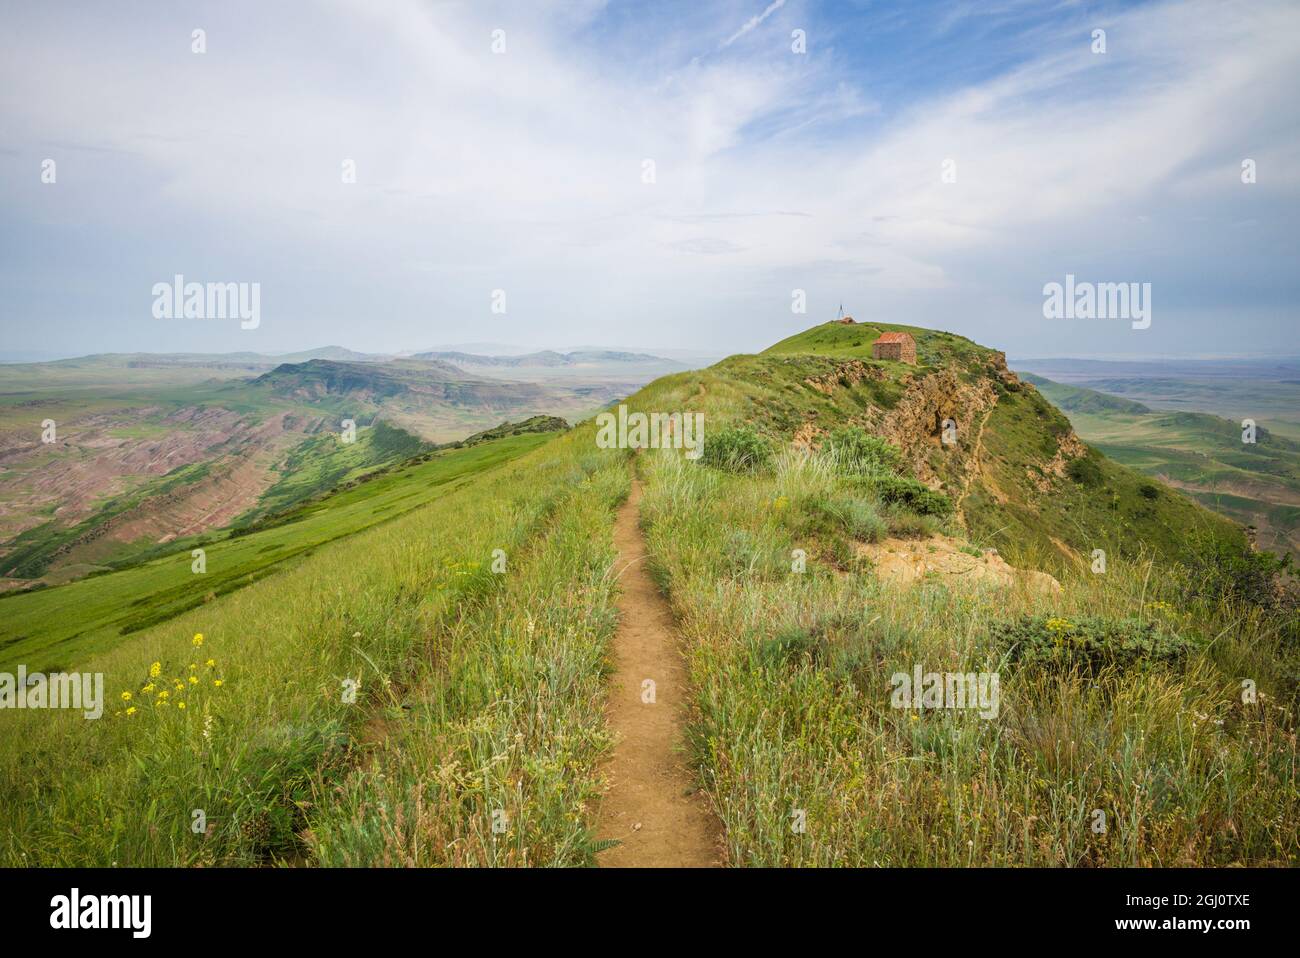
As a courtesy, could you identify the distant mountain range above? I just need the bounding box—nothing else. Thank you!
[409,349,686,368]
[1012,356,1300,380]
[1,344,705,368]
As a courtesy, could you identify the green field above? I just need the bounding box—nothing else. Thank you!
[1027,375,1300,555]
[0,322,1294,869]
[0,430,553,673]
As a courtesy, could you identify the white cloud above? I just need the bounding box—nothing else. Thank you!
[0,0,1296,358]
[720,0,788,49]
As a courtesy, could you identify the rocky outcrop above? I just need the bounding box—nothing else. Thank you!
[987,351,1022,389]
[1031,430,1087,491]
[792,421,825,451]
[879,368,997,487]
[857,535,1062,595]
[803,359,886,395]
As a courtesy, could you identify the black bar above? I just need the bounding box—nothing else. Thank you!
[0,867,1285,943]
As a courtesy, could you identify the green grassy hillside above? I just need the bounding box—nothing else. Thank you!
[755,321,1245,571]
[0,321,1293,869]
[621,327,1297,866]
[0,429,553,673]
[1026,374,1300,555]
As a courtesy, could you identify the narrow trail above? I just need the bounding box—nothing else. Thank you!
[595,478,718,868]
[955,403,995,528]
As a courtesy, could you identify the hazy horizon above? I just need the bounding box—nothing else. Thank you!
[3,0,1297,360]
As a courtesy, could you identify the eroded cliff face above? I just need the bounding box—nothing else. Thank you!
[802,359,886,395]
[798,355,1089,531]
[1032,431,1088,491]
[879,368,998,490]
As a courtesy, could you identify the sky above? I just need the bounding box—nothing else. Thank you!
[1,0,1297,361]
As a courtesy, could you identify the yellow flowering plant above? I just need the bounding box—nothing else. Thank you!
[114,631,226,720]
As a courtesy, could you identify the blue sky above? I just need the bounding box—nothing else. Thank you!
[1,0,1296,360]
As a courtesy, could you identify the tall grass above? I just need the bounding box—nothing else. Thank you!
[0,431,627,866]
[306,457,629,866]
[639,446,1299,866]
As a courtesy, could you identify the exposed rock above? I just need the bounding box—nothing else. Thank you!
[803,359,886,395]
[988,350,1022,389]
[792,421,824,451]
[879,368,997,487]
[1031,430,1087,491]
[856,535,1062,595]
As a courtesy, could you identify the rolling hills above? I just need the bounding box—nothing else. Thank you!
[0,354,628,587]
[1024,374,1300,555]
[0,321,1294,869]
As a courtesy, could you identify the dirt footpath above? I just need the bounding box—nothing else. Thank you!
[595,479,718,868]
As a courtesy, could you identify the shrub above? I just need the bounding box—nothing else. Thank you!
[993,614,1195,672]
[882,506,939,540]
[1138,482,1160,500]
[865,474,953,516]
[702,425,772,473]
[796,493,887,543]
[820,427,901,476]
[1067,456,1103,486]
[1175,534,1292,611]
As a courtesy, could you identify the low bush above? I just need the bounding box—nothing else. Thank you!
[702,425,772,473]
[882,505,940,540]
[795,492,887,543]
[993,614,1195,672]
[820,427,901,476]
[1067,455,1103,486]
[864,474,953,516]
[1175,534,1293,612]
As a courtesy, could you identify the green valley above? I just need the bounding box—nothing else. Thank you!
[1026,374,1300,555]
[0,321,1294,871]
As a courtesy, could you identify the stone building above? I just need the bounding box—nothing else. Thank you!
[871,331,917,364]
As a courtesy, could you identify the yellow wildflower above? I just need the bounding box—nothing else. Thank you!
[177,701,186,710]
[213,679,224,688]
[149,662,161,678]
[205,659,215,668]
[125,706,137,716]
[189,676,199,685]
[192,633,204,647]
[120,691,132,702]
[141,683,156,694]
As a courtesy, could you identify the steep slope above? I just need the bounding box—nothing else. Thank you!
[681,320,1246,571]
[1027,374,1300,555]
[0,357,624,585]
[626,322,1297,867]
[0,427,557,672]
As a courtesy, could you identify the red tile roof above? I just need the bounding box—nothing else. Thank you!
[875,332,913,344]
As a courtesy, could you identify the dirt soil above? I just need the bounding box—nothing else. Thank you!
[858,534,1062,595]
[595,479,718,868]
